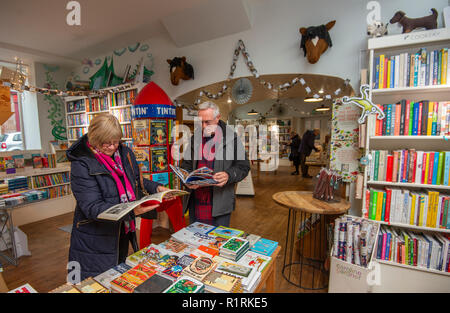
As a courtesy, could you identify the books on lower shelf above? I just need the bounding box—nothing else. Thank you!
[369,150,450,186]
[366,188,450,229]
[332,216,379,268]
[373,100,449,136]
[375,224,450,273]
[372,48,449,90]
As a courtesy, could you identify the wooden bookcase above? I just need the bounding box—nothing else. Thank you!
[359,28,450,292]
[64,83,146,147]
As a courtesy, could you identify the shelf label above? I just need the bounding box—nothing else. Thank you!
[131,104,176,119]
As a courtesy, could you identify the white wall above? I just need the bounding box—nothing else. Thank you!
[71,0,450,101]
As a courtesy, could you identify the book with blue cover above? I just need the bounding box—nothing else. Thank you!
[250,238,278,256]
[432,152,439,185]
[443,152,450,186]
[186,222,216,235]
[208,226,244,239]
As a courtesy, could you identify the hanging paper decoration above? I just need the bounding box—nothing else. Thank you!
[341,84,384,124]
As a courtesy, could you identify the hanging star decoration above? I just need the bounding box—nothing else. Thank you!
[341,84,384,124]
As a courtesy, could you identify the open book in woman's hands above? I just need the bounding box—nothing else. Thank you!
[97,189,189,221]
[169,164,219,186]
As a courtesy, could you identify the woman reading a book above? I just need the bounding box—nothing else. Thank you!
[66,113,171,280]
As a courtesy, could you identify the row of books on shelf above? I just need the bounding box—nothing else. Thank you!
[50,222,278,293]
[332,216,378,267]
[68,128,87,140]
[121,124,132,139]
[0,154,58,174]
[368,150,450,186]
[112,89,136,107]
[374,100,449,136]
[375,225,450,272]
[30,172,70,188]
[133,119,174,146]
[66,99,85,113]
[134,146,169,173]
[87,96,108,112]
[110,107,131,123]
[67,113,87,127]
[372,48,449,90]
[0,189,51,207]
[366,188,450,229]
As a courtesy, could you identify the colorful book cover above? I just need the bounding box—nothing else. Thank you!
[186,222,217,235]
[182,257,217,281]
[431,101,438,135]
[423,153,430,184]
[133,147,150,172]
[110,263,157,293]
[250,238,278,256]
[150,119,167,145]
[371,190,378,220]
[413,53,420,87]
[384,56,389,88]
[421,100,428,135]
[221,237,249,255]
[374,150,380,181]
[438,50,442,85]
[12,155,25,169]
[168,119,174,144]
[238,251,271,273]
[203,271,241,293]
[436,151,444,185]
[410,194,417,225]
[374,55,380,89]
[208,226,244,239]
[427,101,434,135]
[150,146,168,172]
[444,152,450,186]
[132,119,150,146]
[381,191,386,221]
[376,191,384,221]
[151,172,170,188]
[163,276,204,293]
[379,54,385,89]
[385,155,393,182]
[428,152,436,184]
[386,104,392,135]
[162,255,195,279]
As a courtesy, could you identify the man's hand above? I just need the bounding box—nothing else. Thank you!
[213,171,229,187]
[157,185,175,201]
[134,203,159,216]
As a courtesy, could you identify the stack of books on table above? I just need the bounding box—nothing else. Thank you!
[250,238,278,256]
[6,176,28,192]
[219,237,250,262]
[50,222,278,294]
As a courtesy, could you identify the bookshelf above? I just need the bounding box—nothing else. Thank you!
[64,83,145,146]
[266,118,292,166]
[360,29,450,291]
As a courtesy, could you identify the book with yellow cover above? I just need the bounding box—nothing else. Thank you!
[427,102,434,136]
[49,283,81,293]
[74,277,109,293]
[376,191,384,221]
[426,191,436,227]
[379,54,385,89]
[410,193,417,225]
[386,59,391,88]
[418,195,426,226]
[424,153,430,185]
[132,119,150,146]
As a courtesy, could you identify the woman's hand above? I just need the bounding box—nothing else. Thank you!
[134,204,159,216]
[213,171,229,187]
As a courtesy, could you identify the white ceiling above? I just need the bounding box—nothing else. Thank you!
[0,0,252,64]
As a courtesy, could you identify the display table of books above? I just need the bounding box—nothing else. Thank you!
[272,191,350,290]
[49,222,280,293]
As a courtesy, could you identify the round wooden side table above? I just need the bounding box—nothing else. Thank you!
[272,191,350,290]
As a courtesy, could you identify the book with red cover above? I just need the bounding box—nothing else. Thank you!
[417,101,423,135]
[385,188,392,222]
[413,238,418,267]
[394,102,401,136]
[428,152,435,184]
[385,155,394,182]
[384,57,389,88]
[365,189,370,219]
[402,150,409,182]
[408,149,416,183]
[411,150,418,183]
[404,100,411,135]
[392,151,399,182]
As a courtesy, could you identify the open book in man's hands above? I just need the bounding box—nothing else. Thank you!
[97,189,189,221]
[169,164,219,186]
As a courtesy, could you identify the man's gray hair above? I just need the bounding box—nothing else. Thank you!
[198,101,220,118]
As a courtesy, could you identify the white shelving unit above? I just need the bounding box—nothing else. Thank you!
[358,29,450,292]
[64,83,145,146]
[266,117,293,167]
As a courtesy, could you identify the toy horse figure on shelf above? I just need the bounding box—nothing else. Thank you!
[341,84,385,124]
[300,20,335,64]
[390,8,438,33]
[167,56,194,86]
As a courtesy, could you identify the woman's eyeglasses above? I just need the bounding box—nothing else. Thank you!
[102,141,120,149]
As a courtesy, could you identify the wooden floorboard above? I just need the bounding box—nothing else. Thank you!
[2,165,331,293]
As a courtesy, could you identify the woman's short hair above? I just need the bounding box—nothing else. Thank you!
[198,101,220,118]
[87,113,123,147]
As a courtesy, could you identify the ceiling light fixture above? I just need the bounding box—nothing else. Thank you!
[304,96,323,102]
[315,104,330,112]
[318,89,324,94]
[247,109,258,115]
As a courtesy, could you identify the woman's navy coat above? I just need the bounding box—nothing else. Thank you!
[66,135,161,279]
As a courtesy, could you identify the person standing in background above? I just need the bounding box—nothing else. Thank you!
[298,128,320,178]
[288,131,301,175]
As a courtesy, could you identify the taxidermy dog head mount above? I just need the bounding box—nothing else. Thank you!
[367,21,388,38]
[300,20,335,64]
[167,56,194,86]
[390,8,438,33]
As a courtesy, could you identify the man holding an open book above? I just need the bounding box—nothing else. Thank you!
[181,101,250,227]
